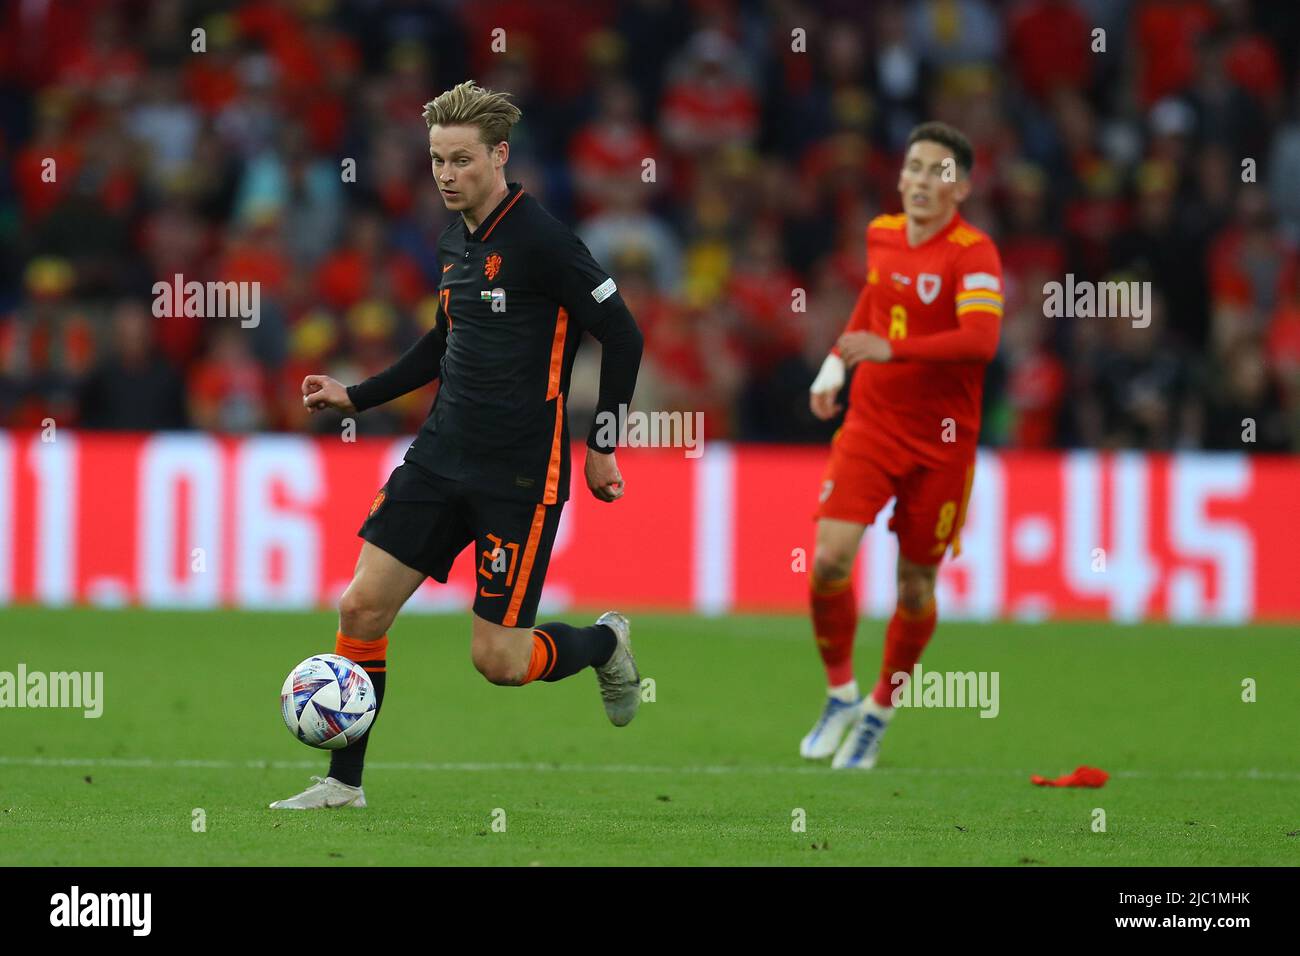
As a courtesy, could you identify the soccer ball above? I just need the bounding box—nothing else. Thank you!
[280,654,376,749]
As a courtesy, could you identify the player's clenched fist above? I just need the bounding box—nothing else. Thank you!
[301,374,357,414]
[585,448,625,502]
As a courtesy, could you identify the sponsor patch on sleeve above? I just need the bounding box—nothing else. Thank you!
[962,272,1001,292]
[591,277,617,303]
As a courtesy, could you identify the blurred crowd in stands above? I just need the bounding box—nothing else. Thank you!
[3,0,1300,451]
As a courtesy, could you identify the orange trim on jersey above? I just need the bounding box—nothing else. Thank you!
[480,188,525,241]
[439,287,454,331]
[543,392,564,505]
[869,213,907,231]
[503,505,548,627]
[947,225,984,247]
[547,307,568,401]
[949,463,977,558]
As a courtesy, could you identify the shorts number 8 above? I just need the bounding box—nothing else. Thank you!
[933,500,957,540]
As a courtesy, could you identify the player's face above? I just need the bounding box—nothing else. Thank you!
[897,140,971,224]
[428,124,505,213]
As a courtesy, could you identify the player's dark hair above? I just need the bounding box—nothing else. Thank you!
[906,122,974,175]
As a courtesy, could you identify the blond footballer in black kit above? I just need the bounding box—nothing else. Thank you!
[274,81,644,810]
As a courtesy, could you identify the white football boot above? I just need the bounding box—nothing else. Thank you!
[799,694,863,759]
[593,611,640,727]
[269,775,367,809]
[831,698,895,770]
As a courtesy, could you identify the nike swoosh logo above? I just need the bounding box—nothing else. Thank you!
[442,263,455,272]
[479,588,504,598]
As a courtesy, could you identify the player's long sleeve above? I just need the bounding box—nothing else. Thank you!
[346,323,447,413]
[584,305,644,452]
[536,228,644,452]
[889,310,1000,363]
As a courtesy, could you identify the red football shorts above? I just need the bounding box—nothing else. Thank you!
[814,432,975,566]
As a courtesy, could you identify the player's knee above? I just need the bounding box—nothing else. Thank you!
[471,643,524,686]
[338,589,393,641]
[896,571,936,614]
[812,551,854,586]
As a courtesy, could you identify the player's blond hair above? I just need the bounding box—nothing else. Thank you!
[421,81,522,147]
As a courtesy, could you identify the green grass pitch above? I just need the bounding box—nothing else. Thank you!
[0,606,1295,866]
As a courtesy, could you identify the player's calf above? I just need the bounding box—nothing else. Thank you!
[482,611,638,726]
[470,624,531,685]
[471,614,623,694]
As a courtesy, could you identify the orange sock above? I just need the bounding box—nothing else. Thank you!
[810,575,857,687]
[519,629,557,684]
[335,630,387,672]
[871,599,937,707]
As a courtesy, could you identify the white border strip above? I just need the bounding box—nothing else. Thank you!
[692,444,734,616]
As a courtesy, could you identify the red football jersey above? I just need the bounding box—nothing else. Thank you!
[836,211,1004,466]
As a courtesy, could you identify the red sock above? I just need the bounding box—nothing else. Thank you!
[810,575,857,687]
[871,599,938,707]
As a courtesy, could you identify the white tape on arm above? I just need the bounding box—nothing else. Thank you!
[809,353,845,394]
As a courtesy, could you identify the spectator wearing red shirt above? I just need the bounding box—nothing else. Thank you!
[219,213,293,303]
[725,224,803,377]
[570,81,661,218]
[314,210,425,313]
[1209,188,1297,353]
[1001,287,1066,449]
[14,98,82,224]
[184,28,242,116]
[187,324,270,433]
[52,6,144,98]
[140,202,219,370]
[1218,0,1284,111]
[1007,0,1092,101]
[1131,0,1217,108]
[660,30,759,166]
[631,283,741,440]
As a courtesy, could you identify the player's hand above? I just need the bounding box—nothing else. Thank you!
[810,389,842,420]
[838,331,892,365]
[585,448,625,502]
[809,352,845,420]
[301,375,356,415]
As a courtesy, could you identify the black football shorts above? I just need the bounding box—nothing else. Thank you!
[358,461,563,628]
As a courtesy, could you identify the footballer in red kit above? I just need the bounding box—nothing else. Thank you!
[802,122,1004,768]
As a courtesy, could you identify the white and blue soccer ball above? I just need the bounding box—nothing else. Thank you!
[280,654,376,749]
